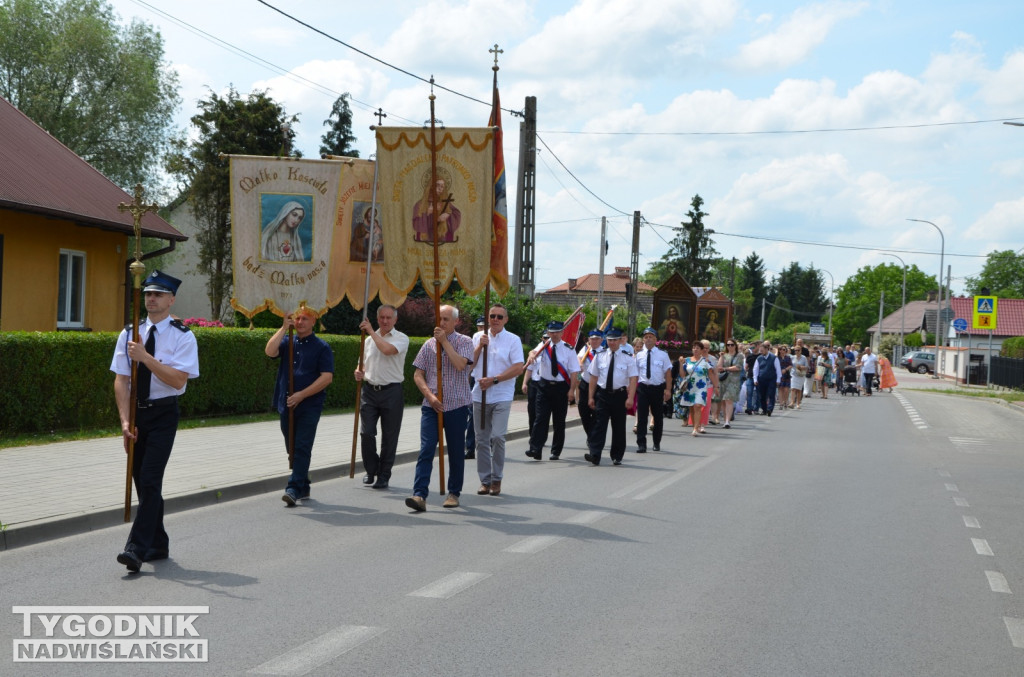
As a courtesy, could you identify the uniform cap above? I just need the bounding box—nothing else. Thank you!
[546,320,565,331]
[642,326,657,337]
[605,327,623,339]
[141,270,181,294]
[588,329,604,338]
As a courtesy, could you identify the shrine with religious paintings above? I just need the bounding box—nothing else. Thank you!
[651,272,734,358]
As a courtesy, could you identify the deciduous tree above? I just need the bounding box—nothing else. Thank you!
[964,250,1024,298]
[0,0,179,192]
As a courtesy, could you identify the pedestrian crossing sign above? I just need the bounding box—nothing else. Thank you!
[972,295,997,330]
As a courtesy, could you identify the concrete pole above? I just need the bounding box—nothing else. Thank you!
[907,219,944,379]
[597,216,606,318]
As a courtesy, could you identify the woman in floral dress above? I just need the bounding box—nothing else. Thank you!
[673,342,720,437]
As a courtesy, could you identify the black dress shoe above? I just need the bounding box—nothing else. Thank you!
[465,451,475,459]
[613,459,622,466]
[636,447,647,454]
[584,453,600,466]
[362,474,375,485]
[142,549,169,562]
[117,550,142,573]
[549,453,560,460]
[371,479,389,489]
[525,450,541,460]
[653,445,660,452]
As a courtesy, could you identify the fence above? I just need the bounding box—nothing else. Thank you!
[990,356,1024,390]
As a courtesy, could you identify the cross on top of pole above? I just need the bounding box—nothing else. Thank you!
[374,107,387,125]
[118,183,159,263]
[490,43,503,70]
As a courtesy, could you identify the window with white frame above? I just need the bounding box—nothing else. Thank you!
[58,249,86,328]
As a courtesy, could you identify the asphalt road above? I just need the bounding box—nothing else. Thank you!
[3,387,1023,676]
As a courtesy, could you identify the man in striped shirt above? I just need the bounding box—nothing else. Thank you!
[405,305,475,512]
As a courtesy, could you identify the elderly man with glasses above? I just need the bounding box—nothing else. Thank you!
[471,304,525,496]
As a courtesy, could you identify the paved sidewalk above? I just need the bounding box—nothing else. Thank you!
[0,400,562,551]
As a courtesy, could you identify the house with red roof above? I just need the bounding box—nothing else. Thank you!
[537,266,656,313]
[0,96,185,331]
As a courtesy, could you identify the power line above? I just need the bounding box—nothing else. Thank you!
[644,220,990,258]
[534,133,632,217]
[539,117,1024,137]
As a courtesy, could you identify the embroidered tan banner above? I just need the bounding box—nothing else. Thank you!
[229,156,341,318]
[374,127,495,295]
[326,158,405,311]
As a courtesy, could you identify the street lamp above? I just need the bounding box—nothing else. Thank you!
[880,253,907,357]
[907,218,944,379]
[819,268,835,341]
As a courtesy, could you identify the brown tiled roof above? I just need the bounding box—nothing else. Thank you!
[869,297,1024,337]
[544,271,656,294]
[950,296,1024,337]
[0,96,184,241]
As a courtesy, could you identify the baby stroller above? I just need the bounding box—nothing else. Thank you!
[840,365,860,396]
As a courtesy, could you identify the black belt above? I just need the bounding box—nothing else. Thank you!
[640,382,667,388]
[366,382,401,391]
[538,379,568,386]
[137,395,177,409]
[599,386,628,393]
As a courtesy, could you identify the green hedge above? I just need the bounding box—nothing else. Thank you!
[0,329,431,438]
[1002,337,1024,358]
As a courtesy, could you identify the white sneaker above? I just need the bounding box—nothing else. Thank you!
[723,422,731,429]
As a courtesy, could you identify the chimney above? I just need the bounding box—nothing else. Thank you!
[614,266,630,278]
[926,289,937,302]
[568,278,577,290]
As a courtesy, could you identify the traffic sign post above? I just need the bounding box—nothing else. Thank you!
[972,295,997,330]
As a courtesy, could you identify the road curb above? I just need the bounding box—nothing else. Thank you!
[0,423,552,551]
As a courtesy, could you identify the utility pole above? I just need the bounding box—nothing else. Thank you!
[729,257,736,300]
[759,298,766,341]
[597,216,607,319]
[512,96,537,298]
[877,290,885,352]
[628,211,640,338]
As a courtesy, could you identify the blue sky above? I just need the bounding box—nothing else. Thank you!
[108,0,1024,302]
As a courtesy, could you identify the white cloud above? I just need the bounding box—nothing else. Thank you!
[963,197,1024,242]
[730,1,869,71]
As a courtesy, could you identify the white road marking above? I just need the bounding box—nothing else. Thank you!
[893,393,928,428]
[633,454,720,500]
[504,534,564,554]
[937,470,951,478]
[986,571,1012,594]
[963,516,981,528]
[973,538,995,556]
[408,571,491,599]
[250,625,384,676]
[1004,618,1024,648]
[954,497,970,507]
[949,437,992,454]
[945,483,959,492]
[565,510,609,525]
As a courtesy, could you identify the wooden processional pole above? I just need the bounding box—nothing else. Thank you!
[117,184,159,522]
[428,81,448,494]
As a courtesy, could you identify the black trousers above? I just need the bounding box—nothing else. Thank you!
[577,380,594,437]
[526,379,539,433]
[635,382,666,449]
[126,402,178,556]
[587,387,627,462]
[529,380,570,456]
[359,382,405,480]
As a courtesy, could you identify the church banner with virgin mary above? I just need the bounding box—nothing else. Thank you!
[229,155,342,319]
[374,127,495,295]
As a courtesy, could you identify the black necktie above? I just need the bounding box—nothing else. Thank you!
[646,351,652,379]
[136,326,156,402]
[550,344,558,378]
[605,351,614,390]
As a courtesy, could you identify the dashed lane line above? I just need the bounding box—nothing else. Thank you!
[963,516,981,529]
[249,625,384,676]
[972,538,995,556]
[408,571,491,599]
[986,571,1013,594]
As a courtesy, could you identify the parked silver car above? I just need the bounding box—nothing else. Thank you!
[901,350,935,374]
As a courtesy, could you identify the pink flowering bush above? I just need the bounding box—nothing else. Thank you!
[657,340,688,350]
[182,317,225,328]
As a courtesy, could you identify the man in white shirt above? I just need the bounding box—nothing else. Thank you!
[576,330,604,437]
[860,346,879,396]
[634,327,673,453]
[471,304,524,496]
[585,328,638,466]
[354,304,409,489]
[525,321,580,461]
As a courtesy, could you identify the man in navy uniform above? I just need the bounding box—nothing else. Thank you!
[576,329,604,437]
[584,327,637,466]
[525,321,580,461]
[634,327,673,453]
[111,270,199,572]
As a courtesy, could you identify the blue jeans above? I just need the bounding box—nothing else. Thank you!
[413,405,469,499]
[280,404,322,497]
[745,377,758,412]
